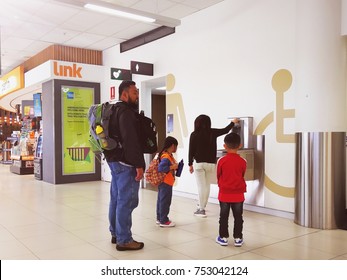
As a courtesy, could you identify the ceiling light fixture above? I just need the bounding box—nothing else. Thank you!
[54,0,180,28]
[84,4,155,23]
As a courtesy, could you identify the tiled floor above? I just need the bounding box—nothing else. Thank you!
[1,164,347,260]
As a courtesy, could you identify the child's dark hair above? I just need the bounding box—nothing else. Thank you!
[194,114,211,131]
[158,136,178,160]
[224,133,241,149]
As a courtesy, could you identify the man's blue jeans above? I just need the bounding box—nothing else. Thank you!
[108,161,140,245]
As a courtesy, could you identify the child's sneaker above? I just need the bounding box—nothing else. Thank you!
[160,221,176,227]
[216,236,228,246]
[234,238,243,247]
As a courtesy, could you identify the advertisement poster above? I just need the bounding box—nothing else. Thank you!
[167,113,173,133]
[61,86,95,175]
[33,93,42,117]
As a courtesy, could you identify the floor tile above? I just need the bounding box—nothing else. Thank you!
[20,232,86,254]
[36,244,116,260]
[91,234,164,259]
[7,222,66,239]
[221,252,272,260]
[139,228,205,247]
[287,231,347,255]
[117,247,192,260]
[251,241,336,260]
[1,164,347,260]
[0,239,36,259]
[169,237,245,259]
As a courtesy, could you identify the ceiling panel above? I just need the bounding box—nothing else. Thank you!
[39,27,80,44]
[131,0,177,14]
[87,17,138,37]
[12,22,54,40]
[182,0,226,9]
[114,22,157,40]
[60,10,111,32]
[28,2,81,25]
[159,3,198,18]
[65,32,108,48]
[0,0,225,76]
[88,36,124,50]
[3,37,35,51]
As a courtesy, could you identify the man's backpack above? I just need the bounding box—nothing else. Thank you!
[139,111,158,154]
[88,102,158,154]
[88,102,121,154]
[145,156,166,186]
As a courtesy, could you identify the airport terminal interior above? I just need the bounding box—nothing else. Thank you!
[1,164,347,260]
[0,0,347,262]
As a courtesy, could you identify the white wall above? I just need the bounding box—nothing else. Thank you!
[101,0,346,214]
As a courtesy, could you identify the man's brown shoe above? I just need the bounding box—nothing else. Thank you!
[111,236,117,244]
[116,240,144,251]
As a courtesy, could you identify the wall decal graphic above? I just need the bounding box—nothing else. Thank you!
[166,74,188,147]
[254,69,295,198]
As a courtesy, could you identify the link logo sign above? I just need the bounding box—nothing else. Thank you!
[48,61,104,82]
[53,61,82,78]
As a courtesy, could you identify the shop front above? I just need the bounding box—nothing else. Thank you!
[1,60,104,184]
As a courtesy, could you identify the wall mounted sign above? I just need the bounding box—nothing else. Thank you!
[0,66,24,97]
[110,67,132,80]
[110,86,116,100]
[130,61,153,76]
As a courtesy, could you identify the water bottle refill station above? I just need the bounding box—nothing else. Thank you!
[215,117,265,183]
[208,117,265,211]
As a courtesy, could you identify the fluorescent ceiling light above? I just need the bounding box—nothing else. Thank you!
[54,0,180,27]
[84,4,155,23]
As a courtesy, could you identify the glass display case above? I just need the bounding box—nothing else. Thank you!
[10,119,35,175]
[34,133,43,180]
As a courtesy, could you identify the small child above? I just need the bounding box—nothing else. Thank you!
[216,132,247,247]
[156,136,179,227]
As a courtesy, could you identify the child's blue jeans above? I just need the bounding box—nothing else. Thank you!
[156,182,172,224]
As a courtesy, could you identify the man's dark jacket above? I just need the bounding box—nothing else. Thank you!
[103,101,145,169]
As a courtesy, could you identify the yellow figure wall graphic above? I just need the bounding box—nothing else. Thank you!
[272,69,296,143]
[254,69,295,198]
[166,74,188,147]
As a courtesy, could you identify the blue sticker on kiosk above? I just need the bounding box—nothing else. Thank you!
[67,91,74,99]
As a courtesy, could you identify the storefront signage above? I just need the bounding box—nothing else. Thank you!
[53,61,82,78]
[0,66,24,97]
[23,61,104,90]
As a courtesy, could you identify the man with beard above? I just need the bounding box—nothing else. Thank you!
[103,80,145,251]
